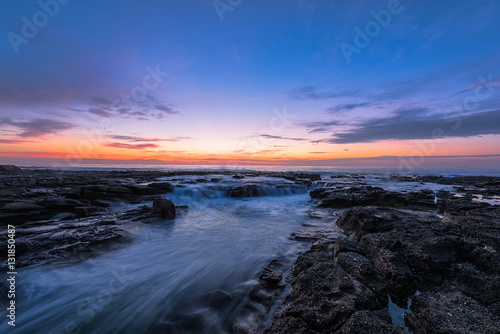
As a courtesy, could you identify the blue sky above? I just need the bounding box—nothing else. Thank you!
[0,0,499,168]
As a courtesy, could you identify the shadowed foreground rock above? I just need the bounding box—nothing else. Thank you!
[152,197,176,219]
[265,205,500,333]
[0,200,178,269]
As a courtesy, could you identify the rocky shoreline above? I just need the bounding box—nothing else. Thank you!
[265,175,500,334]
[0,167,319,269]
[1,166,499,333]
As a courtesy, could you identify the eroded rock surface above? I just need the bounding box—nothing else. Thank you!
[266,205,500,333]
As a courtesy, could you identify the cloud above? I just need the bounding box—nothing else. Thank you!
[324,109,500,144]
[259,134,308,141]
[155,105,180,115]
[91,97,113,105]
[0,139,31,144]
[302,120,345,133]
[107,135,192,142]
[67,96,182,121]
[287,85,359,100]
[104,142,160,149]
[0,118,75,137]
[325,102,371,113]
[88,107,113,118]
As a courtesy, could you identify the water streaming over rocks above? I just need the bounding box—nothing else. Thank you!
[1,169,500,333]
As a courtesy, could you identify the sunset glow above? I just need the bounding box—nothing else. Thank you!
[1,0,499,169]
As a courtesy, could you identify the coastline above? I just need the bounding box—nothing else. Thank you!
[1,166,499,333]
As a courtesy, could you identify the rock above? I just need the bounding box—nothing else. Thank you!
[41,198,86,210]
[2,202,45,211]
[407,291,500,334]
[338,310,406,333]
[0,165,21,172]
[210,178,221,183]
[0,187,27,196]
[309,187,330,199]
[152,197,176,219]
[147,182,175,192]
[228,184,259,197]
[232,174,245,179]
[318,190,353,208]
[267,205,500,333]
[316,186,441,211]
[266,243,382,333]
[294,178,312,186]
[296,173,322,181]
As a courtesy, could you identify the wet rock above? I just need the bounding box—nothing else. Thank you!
[228,184,260,198]
[266,243,382,333]
[259,259,285,285]
[294,178,312,186]
[147,182,175,193]
[296,173,321,181]
[152,197,176,219]
[309,187,330,199]
[0,187,27,196]
[233,174,245,179]
[233,257,291,333]
[2,202,45,211]
[41,198,86,210]
[267,204,500,333]
[338,310,406,334]
[318,190,353,208]
[407,291,500,334]
[210,178,221,183]
[0,165,21,172]
[315,186,443,211]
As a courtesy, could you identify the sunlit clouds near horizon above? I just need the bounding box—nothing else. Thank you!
[1,0,499,168]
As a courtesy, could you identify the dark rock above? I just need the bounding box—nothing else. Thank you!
[296,173,322,181]
[152,197,176,219]
[338,310,406,334]
[316,186,440,211]
[210,178,221,183]
[407,291,500,334]
[268,204,500,333]
[294,178,312,186]
[2,202,45,211]
[318,190,353,208]
[259,259,284,284]
[309,187,330,199]
[228,184,259,198]
[41,198,85,210]
[0,165,21,172]
[266,244,381,333]
[147,182,175,193]
[232,174,245,179]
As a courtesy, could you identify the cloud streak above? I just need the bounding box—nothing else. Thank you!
[259,134,308,141]
[0,118,75,137]
[108,135,192,142]
[287,86,360,101]
[325,102,371,113]
[104,142,160,150]
[324,109,500,144]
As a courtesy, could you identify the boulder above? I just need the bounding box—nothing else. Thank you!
[152,197,176,219]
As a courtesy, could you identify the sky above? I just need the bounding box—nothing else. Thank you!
[0,0,499,170]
